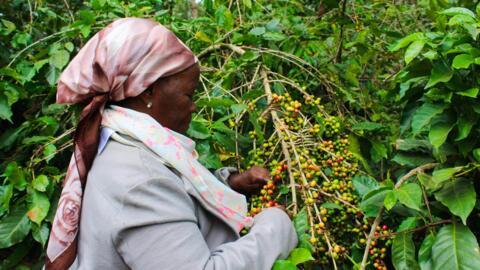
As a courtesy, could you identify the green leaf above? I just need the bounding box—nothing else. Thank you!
[263,32,287,41]
[389,32,424,52]
[79,25,91,38]
[293,208,308,236]
[431,166,461,185]
[352,175,379,197]
[411,103,447,134]
[419,234,435,270]
[195,31,212,43]
[27,190,50,225]
[431,223,480,270]
[397,217,418,232]
[452,54,474,69]
[240,51,260,62]
[320,202,342,210]
[32,223,49,247]
[230,104,248,114]
[447,15,479,40]
[242,0,252,9]
[360,187,390,217]
[351,121,384,131]
[417,173,439,191]
[213,132,235,152]
[46,66,59,86]
[32,175,49,192]
[395,183,422,211]
[43,143,57,163]
[348,135,373,174]
[3,162,26,191]
[215,5,234,31]
[405,40,425,64]
[434,178,476,224]
[272,260,296,270]
[370,140,388,162]
[456,88,479,98]
[196,98,235,108]
[0,92,12,122]
[79,10,96,25]
[1,19,16,35]
[392,153,435,167]
[473,148,480,162]
[188,119,210,139]
[0,206,31,248]
[395,139,432,152]
[384,190,397,210]
[392,232,420,270]
[441,7,476,19]
[455,117,475,141]
[428,118,455,149]
[249,26,266,36]
[0,184,13,215]
[288,248,314,265]
[423,50,438,60]
[49,49,70,69]
[196,141,222,169]
[91,0,107,9]
[425,63,453,89]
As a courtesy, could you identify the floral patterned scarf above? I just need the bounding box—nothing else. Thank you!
[102,105,253,229]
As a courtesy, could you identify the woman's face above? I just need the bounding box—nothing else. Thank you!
[148,63,200,134]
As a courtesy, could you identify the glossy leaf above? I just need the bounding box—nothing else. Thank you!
[0,206,30,248]
[419,234,435,270]
[428,117,455,148]
[396,183,422,211]
[425,63,453,89]
[405,40,425,64]
[27,190,50,225]
[411,103,447,134]
[431,223,480,270]
[32,175,49,192]
[288,248,314,265]
[431,167,462,185]
[383,190,397,210]
[434,178,476,224]
[352,175,379,197]
[392,232,420,270]
[272,260,296,270]
[451,54,474,69]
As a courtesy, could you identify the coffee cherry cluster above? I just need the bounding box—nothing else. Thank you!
[359,224,392,270]
[323,115,342,137]
[249,179,280,215]
[242,92,386,268]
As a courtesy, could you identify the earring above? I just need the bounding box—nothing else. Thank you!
[147,101,152,108]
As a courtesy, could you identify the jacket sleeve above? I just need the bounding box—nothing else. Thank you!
[214,166,238,186]
[112,174,298,270]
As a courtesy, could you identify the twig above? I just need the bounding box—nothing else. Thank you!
[197,43,245,58]
[63,0,75,22]
[373,219,451,239]
[261,68,298,214]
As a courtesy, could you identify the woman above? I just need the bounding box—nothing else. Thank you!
[46,18,297,270]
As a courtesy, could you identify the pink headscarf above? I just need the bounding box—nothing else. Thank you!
[45,18,197,270]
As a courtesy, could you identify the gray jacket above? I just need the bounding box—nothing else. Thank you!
[70,133,298,269]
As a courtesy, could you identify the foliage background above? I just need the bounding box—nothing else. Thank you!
[1,0,480,269]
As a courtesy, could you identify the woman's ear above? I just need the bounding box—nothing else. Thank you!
[138,87,154,107]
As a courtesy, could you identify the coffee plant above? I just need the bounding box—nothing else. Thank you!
[1,1,480,270]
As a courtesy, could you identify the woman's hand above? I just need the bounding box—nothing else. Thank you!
[227,166,270,195]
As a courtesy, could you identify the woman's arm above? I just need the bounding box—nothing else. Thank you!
[112,174,297,270]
